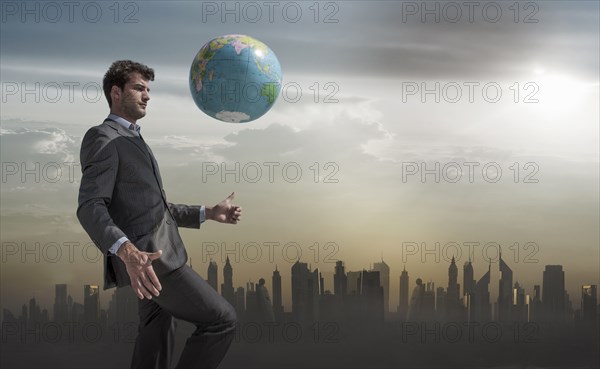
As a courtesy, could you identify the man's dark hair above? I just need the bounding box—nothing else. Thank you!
[103,60,155,107]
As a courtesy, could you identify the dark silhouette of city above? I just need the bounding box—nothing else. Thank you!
[1,254,598,368]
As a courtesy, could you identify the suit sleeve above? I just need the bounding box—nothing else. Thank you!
[167,202,201,229]
[76,127,127,254]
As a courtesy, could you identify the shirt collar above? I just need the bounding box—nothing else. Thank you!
[107,113,140,135]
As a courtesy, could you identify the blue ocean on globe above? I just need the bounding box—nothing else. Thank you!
[189,34,283,123]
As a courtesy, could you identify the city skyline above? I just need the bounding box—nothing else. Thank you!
[3,251,597,324]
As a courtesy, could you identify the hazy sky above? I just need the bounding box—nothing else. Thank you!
[1,1,598,315]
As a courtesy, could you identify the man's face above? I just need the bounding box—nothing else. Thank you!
[113,72,150,122]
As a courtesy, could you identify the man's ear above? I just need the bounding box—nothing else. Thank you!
[110,85,121,102]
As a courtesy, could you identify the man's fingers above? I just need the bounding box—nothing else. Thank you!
[146,266,162,292]
[147,250,162,261]
[134,286,144,299]
[139,271,160,297]
[135,279,153,299]
[226,192,235,201]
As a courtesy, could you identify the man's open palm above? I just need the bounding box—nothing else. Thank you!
[119,244,163,299]
[211,192,242,224]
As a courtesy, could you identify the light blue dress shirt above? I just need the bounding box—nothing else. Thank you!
[106,114,206,255]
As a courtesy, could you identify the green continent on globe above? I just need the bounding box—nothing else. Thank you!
[189,34,282,123]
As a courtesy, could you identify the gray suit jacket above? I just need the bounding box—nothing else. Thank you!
[77,119,200,290]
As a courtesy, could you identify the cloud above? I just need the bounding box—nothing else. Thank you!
[0,124,78,163]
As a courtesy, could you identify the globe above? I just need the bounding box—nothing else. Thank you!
[189,34,283,123]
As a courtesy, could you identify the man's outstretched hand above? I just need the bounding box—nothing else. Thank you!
[206,192,242,224]
[117,241,163,300]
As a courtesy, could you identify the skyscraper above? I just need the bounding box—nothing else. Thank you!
[234,286,245,319]
[398,266,409,320]
[422,281,435,320]
[498,253,513,321]
[346,271,361,296]
[207,259,218,292]
[245,282,258,322]
[272,266,283,321]
[463,259,475,297]
[581,285,597,322]
[334,260,347,298]
[360,270,385,324]
[531,284,542,322]
[291,261,321,324]
[83,284,100,323]
[436,286,446,318]
[512,281,527,322]
[446,256,460,319]
[256,278,276,323]
[221,256,235,306]
[407,278,424,321]
[473,263,491,322]
[372,259,390,316]
[542,265,565,321]
[53,284,68,323]
[28,297,40,327]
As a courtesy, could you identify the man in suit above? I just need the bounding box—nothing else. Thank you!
[77,60,241,369]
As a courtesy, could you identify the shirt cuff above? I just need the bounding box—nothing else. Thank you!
[200,205,206,225]
[109,236,129,255]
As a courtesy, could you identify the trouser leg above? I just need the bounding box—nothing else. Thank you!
[153,265,238,369]
[130,297,176,369]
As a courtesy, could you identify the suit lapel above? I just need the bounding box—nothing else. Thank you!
[104,119,149,159]
[104,119,170,214]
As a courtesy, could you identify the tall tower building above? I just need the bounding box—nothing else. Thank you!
[446,256,460,319]
[245,282,258,322]
[346,271,361,296]
[360,270,385,324]
[54,284,68,323]
[28,297,40,327]
[256,278,276,323]
[581,285,597,322]
[272,266,283,321]
[498,253,513,321]
[436,286,446,317]
[473,263,491,322]
[372,259,390,315]
[83,284,100,323]
[542,265,565,321]
[291,261,321,324]
[512,282,527,322]
[334,260,347,298]
[234,286,245,319]
[221,256,235,306]
[463,259,475,297]
[207,259,218,292]
[398,266,409,319]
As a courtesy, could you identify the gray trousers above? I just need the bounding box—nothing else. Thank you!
[130,265,237,369]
